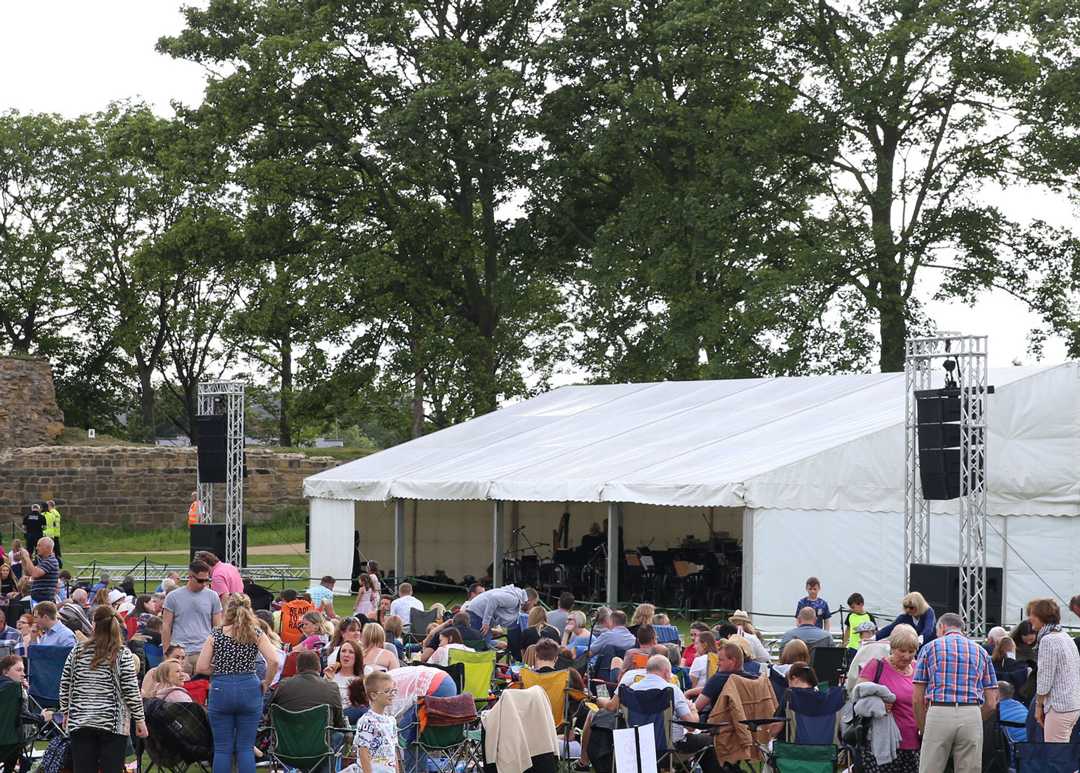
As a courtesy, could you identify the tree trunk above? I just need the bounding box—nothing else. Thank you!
[137,368,156,442]
[878,289,908,372]
[410,335,425,439]
[278,331,293,447]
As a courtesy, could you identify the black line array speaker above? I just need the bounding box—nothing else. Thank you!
[909,563,1002,628]
[189,523,248,566]
[915,388,983,500]
[196,415,228,483]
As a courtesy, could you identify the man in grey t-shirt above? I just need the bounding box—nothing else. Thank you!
[163,559,222,672]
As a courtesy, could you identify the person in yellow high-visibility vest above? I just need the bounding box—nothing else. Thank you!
[188,491,203,527]
[42,499,62,563]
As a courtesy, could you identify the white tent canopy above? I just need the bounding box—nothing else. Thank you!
[305,362,1080,620]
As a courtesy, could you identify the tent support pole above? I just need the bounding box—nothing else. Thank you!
[394,499,406,581]
[493,501,505,586]
[606,503,621,607]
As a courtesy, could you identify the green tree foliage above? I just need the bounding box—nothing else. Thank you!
[748,0,1080,370]
[0,112,86,355]
[158,0,569,429]
[536,0,873,381]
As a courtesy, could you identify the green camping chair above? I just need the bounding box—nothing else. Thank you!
[447,649,497,704]
[765,741,842,773]
[266,704,346,772]
[409,695,484,773]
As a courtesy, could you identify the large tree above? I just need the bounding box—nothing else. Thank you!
[0,112,87,355]
[71,104,191,439]
[752,0,1080,370]
[536,0,858,381]
[159,0,567,424]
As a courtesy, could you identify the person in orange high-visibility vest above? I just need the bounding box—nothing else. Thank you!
[187,491,203,527]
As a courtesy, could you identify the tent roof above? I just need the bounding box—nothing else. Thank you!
[303,362,1080,515]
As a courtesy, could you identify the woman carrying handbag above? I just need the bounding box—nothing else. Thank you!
[58,605,147,772]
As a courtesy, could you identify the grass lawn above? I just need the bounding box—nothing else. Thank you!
[54,517,711,634]
[56,510,307,554]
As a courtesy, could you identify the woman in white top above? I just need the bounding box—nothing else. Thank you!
[324,640,362,706]
[360,622,400,673]
[689,631,719,688]
[428,628,475,667]
[1029,597,1080,742]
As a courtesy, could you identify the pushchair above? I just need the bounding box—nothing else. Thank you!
[139,698,214,773]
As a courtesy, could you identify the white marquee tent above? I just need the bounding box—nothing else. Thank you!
[304,361,1080,624]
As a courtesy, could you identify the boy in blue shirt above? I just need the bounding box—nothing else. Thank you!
[997,681,1027,744]
[795,576,831,630]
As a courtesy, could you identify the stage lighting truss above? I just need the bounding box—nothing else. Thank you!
[197,381,246,567]
[904,334,991,636]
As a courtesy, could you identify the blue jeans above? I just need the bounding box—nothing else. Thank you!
[208,673,262,773]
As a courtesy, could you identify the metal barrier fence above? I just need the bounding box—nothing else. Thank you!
[72,557,308,591]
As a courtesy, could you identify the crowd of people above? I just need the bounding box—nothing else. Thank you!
[7,536,1080,773]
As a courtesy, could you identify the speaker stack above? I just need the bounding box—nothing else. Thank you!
[189,523,248,565]
[915,388,984,500]
[909,563,1003,627]
[196,415,228,483]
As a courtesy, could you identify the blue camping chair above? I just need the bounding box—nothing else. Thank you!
[1014,741,1080,771]
[784,686,846,745]
[28,645,72,709]
[591,645,627,685]
[617,685,673,756]
[654,625,681,645]
[144,643,164,669]
[616,685,709,773]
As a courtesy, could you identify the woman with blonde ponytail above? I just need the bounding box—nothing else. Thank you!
[59,605,147,772]
[195,593,279,773]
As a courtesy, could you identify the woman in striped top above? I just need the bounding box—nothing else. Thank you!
[59,605,146,772]
[1029,598,1080,742]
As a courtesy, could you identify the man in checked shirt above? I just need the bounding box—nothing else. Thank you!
[912,612,999,773]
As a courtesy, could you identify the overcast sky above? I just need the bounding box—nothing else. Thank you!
[0,2,1071,371]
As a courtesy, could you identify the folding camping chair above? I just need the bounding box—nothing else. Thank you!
[140,698,214,773]
[782,686,846,745]
[520,667,588,761]
[408,609,439,644]
[447,649,497,705]
[808,648,847,687]
[265,703,348,773]
[654,625,682,645]
[764,741,843,773]
[763,686,852,772]
[591,645,627,685]
[616,684,709,773]
[1013,741,1080,772]
[144,643,165,669]
[27,644,72,710]
[406,694,484,773]
[427,662,465,694]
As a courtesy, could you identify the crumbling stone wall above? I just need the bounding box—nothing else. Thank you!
[0,446,341,529]
[0,358,65,448]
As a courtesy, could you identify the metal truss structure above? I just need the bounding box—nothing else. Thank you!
[197,381,246,567]
[904,334,990,635]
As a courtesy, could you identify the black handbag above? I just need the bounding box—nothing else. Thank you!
[841,657,886,746]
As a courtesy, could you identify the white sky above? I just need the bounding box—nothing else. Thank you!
[0,2,1071,372]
